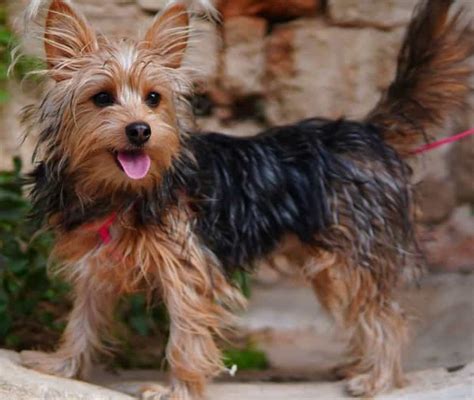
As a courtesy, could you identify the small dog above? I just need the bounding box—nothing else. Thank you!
[19,0,473,398]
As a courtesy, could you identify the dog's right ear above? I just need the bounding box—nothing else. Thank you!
[44,0,98,81]
[143,4,190,69]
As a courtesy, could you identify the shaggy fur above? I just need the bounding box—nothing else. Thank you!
[20,0,472,399]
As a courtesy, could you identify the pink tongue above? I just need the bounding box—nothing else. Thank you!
[117,151,151,180]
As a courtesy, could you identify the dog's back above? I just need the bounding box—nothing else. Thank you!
[188,118,412,279]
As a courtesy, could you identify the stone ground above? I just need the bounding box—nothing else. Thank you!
[1,272,473,399]
[1,349,473,399]
[240,272,474,376]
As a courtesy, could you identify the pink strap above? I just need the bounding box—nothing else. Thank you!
[96,212,117,244]
[409,128,474,155]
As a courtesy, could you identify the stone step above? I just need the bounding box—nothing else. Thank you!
[1,349,473,400]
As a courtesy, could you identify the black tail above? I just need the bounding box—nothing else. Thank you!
[367,0,473,155]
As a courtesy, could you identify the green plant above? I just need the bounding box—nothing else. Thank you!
[0,157,69,349]
[0,4,44,103]
[224,343,269,371]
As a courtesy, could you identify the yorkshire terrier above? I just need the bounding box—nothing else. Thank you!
[18,0,473,398]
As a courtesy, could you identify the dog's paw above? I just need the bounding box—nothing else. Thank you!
[20,350,79,379]
[346,373,376,397]
[140,384,196,400]
[140,384,172,400]
[346,372,398,397]
[331,360,363,381]
[345,369,406,397]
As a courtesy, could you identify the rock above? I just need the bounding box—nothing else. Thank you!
[222,17,267,97]
[77,0,150,37]
[416,177,457,224]
[402,273,474,370]
[0,349,133,400]
[101,364,474,400]
[264,19,403,125]
[265,25,295,79]
[138,0,217,15]
[218,0,321,20]
[422,205,474,272]
[197,117,265,137]
[328,0,418,29]
[137,0,168,13]
[0,85,37,171]
[185,20,221,84]
[449,133,474,204]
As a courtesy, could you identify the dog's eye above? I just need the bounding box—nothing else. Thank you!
[145,92,161,108]
[92,92,115,107]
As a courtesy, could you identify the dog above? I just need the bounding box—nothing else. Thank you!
[19,0,473,398]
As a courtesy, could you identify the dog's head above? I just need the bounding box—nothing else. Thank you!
[26,0,192,197]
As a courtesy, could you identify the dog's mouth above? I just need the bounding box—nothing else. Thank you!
[114,150,151,180]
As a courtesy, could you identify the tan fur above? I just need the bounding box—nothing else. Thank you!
[20,1,471,399]
[20,2,247,399]
[309,257,407,396]
[23,205,245,399]
[263,232,410,396]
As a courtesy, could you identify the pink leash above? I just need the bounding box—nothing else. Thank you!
[408,127,474,155]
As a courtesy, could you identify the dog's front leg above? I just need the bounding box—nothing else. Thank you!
[143,257,241,400]
[21,270,118,379]
[158,281,226,400]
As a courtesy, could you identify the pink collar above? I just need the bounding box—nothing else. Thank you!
[95,212,117,244]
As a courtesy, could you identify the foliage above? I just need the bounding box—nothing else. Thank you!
[224,344,269,371]
[0,158,68,348]
[0,4,44,103]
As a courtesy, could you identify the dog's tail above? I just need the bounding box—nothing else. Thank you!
[366,0,474,155]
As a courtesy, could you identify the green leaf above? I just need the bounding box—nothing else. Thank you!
[0,89,9,103]
[5,334,20,347]
[130,314,151,336]
[0,314,12,337]
[233,270,251,298]
[223,346,269,371]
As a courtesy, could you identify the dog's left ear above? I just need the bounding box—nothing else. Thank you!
[144,4,189,69]
[44,0,98,80]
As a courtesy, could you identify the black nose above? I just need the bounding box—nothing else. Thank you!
[125,122,151,146]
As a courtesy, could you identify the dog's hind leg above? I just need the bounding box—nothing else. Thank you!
[308,256,408,396]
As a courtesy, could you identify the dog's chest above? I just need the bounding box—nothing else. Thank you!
[53,217,193,293]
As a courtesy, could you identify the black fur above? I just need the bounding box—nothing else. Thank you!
[27,117,415,281]
[27,117,415,278]
[186,119,414,274]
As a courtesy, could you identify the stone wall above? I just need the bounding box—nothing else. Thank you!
[1,0,473,271]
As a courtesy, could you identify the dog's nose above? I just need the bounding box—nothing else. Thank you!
[125,122,151,146]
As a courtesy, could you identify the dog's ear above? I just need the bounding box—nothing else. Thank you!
[44,0,98,80]
[143,4,189,69]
